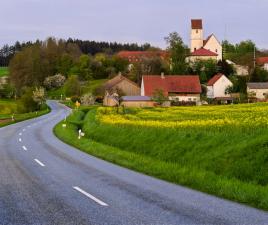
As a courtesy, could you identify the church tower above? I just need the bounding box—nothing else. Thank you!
[190,19,204,53]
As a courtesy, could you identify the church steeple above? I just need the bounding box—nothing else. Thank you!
[190,19,204,53]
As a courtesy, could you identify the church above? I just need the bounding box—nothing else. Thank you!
[189,19,222,62]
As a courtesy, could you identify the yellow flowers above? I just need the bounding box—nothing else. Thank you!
[96,103,268,129]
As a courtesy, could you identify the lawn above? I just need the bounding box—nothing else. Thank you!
[0,67,9,77]
[0,99,50,127]
[54,103,268,210]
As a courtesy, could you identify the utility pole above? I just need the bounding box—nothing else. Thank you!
[253,46,256,68]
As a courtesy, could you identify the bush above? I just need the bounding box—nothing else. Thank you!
[0,84,15,98]
[44,74,66,90]
[17,87,38,113]
[64,75,81,97]
[71,95,80,103]
[81,93,95,106]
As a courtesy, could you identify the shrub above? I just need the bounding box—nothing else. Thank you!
[64,75,81,97]
[17,87,38,113]
[0,84,15,98]
[44,74,66,90]
[81,93,95,106]
[71,95,80,103]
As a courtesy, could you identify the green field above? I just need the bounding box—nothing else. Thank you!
[47,79,107,99]
[54,103,268,210]
[0,67,9,77]
[0,99,49,127]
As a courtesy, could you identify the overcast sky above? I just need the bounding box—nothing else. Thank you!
[0,0,267,49]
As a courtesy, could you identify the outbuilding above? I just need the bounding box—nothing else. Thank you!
[120,96,155,107]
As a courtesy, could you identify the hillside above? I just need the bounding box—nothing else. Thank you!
[55,103,268,210]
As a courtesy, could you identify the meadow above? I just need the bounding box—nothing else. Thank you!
[0,67,9,77]
[0,99,49,127]
[55,103,268,210]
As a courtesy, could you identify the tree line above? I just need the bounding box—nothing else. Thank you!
[0,38,152,67]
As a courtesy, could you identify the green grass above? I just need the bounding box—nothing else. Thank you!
[0,99,50,127]
[54,104,268,211]
[47,79,107,99]
[0,67,9,77]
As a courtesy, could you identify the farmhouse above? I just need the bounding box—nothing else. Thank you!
[141,74,201,104]
[207,74,233,100]
[103,74,140,96]
[247,82,268,100]
[256,57,268,71]
[121,96,155,107]
[189,19,222,62]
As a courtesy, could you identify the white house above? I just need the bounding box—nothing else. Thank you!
[189,19,222,62]
[207,74,233,99]
[247,83,268,100]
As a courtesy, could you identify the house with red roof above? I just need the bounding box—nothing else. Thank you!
[189,19,222,62]
[117,51,169,63]
[256,57,268,71]
[207,74,233,100]
[141,74,202,104]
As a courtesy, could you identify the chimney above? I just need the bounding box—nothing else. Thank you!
[161,72,165,79]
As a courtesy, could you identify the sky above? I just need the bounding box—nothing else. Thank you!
[0,0,267,49]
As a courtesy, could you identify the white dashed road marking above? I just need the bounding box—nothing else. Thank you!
[34,159,45,167]
[22,146,27,151]
[19,133,22,136]
[73,186,108,207]
[19,138,22,142]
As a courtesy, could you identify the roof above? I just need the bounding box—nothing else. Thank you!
[191,48,218,57]
[247,82,268,89]
[256,57,268,65]
[203,34,213,46]
[104,74,140,90]
[142,75,201,96]
[191,19,203,29]
[121,96,152,102]
[117,51,169,62]
[207,74,225,86]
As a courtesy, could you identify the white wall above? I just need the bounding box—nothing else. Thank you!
[203,35,222,61]
[247,88,268,99]
[207,75,233,98]
[190,29,203,52]
[169,95,200,102]
[264,63,268,71]
[141,78,145,96]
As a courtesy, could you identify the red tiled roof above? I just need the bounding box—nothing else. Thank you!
[207,74,224,86]
[117,51,169,62]
[257,57,268,65]
[191,19,203,29]
[191,48,218,57]
[142,75,201,96]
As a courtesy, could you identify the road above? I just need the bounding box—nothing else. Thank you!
[0,100,268,225]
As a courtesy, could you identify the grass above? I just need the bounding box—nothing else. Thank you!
[47,79,107,99]
[54,104,268,211]
[0,67,9,77]
[0,99,50,127]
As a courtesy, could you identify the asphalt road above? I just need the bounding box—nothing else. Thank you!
[0,100,268,225]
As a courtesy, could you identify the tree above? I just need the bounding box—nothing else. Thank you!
[165,32,189,74]
[250,67,268,82]
[33,87,46,108]
[64,75,81,97]
[81,93,95,105]
[43,74,66,90]
[17,87,38,113]
[152,89,168,105]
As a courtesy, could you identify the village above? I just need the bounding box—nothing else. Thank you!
[100,19,268,108]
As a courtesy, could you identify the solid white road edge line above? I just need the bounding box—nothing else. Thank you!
[22,146,27,151]
[73,186,108,207]
[34,159,45,167]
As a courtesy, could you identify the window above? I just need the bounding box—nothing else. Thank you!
[215,49,218,52]
[196,29,198,34]
[188,98,192,101]
[194,48,197,51]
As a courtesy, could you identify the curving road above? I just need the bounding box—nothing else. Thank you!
[0,100,268,225]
